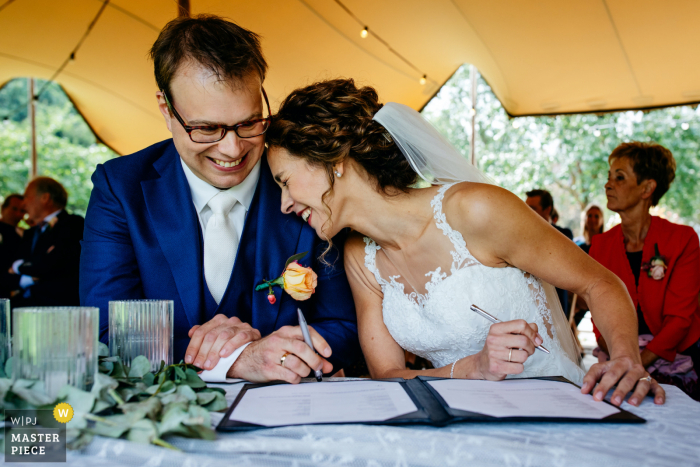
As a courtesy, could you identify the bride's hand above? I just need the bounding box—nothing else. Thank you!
[477,320,543,380]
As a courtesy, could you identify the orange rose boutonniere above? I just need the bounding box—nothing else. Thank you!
[255,252,318,304]
[642,243,668,281]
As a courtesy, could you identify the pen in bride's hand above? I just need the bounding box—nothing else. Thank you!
[470,304,550,354]
[297,308,323,381]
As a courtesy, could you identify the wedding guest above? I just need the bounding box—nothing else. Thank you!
[5,178,84,307]
[525,189,572,312]
[80,15,359,384]
[590,142,700,397]
[0,194,25,272]
[575,204,605,254]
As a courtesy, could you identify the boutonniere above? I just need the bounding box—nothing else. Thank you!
[47,217,58,229]
[255,252,318,304]
[642,243,667,281]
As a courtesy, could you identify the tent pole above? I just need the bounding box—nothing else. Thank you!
[28,78,37,179]
[178,0,190,17]
[469,65,478,167]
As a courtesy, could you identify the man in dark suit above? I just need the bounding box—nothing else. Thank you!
[80,15,360,384]
[6,178,84,307]
[0,194,25,271]
[525,189,573,314]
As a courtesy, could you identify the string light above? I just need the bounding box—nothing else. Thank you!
[334,0,428,86]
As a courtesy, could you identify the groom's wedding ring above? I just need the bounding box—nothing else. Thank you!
[639,375,652,383]
[508,348,513,363]
[280,352,290,367]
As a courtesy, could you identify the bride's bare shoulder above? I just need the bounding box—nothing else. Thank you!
[442,182,530,233]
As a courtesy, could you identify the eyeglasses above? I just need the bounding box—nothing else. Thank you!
[162,88,271,143]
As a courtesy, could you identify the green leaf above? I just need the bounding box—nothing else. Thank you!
[0,377,12,402]
[126,419,159,445]
[98,361,114,375]
[128,356,152,378]
[91,373,119,401]
[195,391,216,406]
[285,251,308,268]
[184,369,206,389]
[121,397,162,420]
[142,373,155,387]
[12,380,55,407]
[202,392,228,412]
[174,366,186,382]
[5,356,13,378]
[98,342,110,357]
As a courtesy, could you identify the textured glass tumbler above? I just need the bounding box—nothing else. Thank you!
[12,307,99,398]
[0,299,10,373]
[109,300,173,372]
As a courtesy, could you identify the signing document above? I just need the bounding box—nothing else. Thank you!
[428,379,621,419]
[229,381,418,427]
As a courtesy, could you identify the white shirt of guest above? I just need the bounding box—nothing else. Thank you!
[179,157,261,383]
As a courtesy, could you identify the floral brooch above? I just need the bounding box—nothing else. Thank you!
[642,243,667,281]
[255,252,318,304]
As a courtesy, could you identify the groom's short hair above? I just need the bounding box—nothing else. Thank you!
[150,15,267,96]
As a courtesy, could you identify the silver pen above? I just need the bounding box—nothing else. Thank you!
[470,304,550,354]
[297,308,323,381]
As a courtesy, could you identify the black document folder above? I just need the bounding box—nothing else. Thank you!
[217,375,644,432]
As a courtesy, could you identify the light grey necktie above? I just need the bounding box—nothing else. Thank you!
[204,190,239,304]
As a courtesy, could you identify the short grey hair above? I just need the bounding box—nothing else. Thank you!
[31,177,68,209]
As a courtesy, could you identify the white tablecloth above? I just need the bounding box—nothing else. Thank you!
[47,383,700,466]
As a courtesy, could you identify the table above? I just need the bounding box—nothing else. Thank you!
[49,383,700,466]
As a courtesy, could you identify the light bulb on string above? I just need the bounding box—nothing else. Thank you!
[360,27,368,38]
[419,75,427,85]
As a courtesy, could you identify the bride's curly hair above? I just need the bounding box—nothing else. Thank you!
[266,79,417,256]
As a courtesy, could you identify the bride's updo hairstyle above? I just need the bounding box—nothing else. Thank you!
[265,78,418,196]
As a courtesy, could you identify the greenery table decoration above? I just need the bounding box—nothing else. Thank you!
[0,343,228,450]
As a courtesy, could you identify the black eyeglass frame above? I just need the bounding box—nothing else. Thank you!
[162,87,271,143]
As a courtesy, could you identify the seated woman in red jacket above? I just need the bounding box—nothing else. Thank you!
[590,142,700,398]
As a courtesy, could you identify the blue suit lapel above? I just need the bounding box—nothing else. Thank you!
[219,155,304,335]
[141,144,203,329]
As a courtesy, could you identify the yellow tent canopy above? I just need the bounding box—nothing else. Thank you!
[2,0,699,155]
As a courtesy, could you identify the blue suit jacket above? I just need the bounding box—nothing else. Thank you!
[80,140,360,370]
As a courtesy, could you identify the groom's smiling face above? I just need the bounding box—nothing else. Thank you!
[157,62,266,189]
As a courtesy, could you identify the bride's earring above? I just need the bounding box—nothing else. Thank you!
[334,170,342,178]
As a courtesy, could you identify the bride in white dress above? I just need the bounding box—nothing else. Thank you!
[265,79,665,407]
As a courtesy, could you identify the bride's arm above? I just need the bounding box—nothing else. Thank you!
[445,184,665,406]
[343,233,537,380]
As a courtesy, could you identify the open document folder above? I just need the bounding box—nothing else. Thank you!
[217,376,644,431]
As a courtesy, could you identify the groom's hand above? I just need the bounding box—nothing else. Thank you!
[185,315,261,370]
[228,325,333,383]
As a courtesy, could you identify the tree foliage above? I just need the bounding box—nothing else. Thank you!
[0,78,117,217]
[422,65,700,233]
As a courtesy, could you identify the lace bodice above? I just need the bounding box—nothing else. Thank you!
[364,184,585,384]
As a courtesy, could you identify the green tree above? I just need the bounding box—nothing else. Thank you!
[0,78,117,216]
[422,65,700,234]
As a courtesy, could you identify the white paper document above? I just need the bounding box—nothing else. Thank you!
[229,381,417,427]
[428,379,621,419]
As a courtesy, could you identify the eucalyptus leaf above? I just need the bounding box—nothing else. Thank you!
[184,369,206,389]
[121,397,161,420]
[66,429,94,450]
[0,377,12,402]
[174,366,186,381]
[183,405,210,426]
[126,419,159,444]
[202,392,228,412]
[12,380,55,407]
[128,356,151,378]
[195,391,216,406]
[98,361,114,375]
[91,373,119,401]
[142,373,155,387]
[98,342,110,357]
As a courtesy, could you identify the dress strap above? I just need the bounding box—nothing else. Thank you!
[430,183,474,267]
[363,237,387,286]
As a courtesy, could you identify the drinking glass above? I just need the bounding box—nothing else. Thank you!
[0,298,10,374]
[109,300,173,372]
[12,306,99,399]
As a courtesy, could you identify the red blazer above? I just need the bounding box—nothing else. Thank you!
[589,216,700,361]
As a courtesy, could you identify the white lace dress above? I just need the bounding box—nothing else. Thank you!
[363,184,586,385]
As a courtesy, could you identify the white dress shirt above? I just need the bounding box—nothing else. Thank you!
[180,158,261,382]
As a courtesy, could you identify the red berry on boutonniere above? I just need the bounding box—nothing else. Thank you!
[255,252,318,304]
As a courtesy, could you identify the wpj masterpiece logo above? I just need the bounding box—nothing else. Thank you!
[4,405,70,462]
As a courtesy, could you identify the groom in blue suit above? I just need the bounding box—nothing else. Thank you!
[80,15,359,383]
